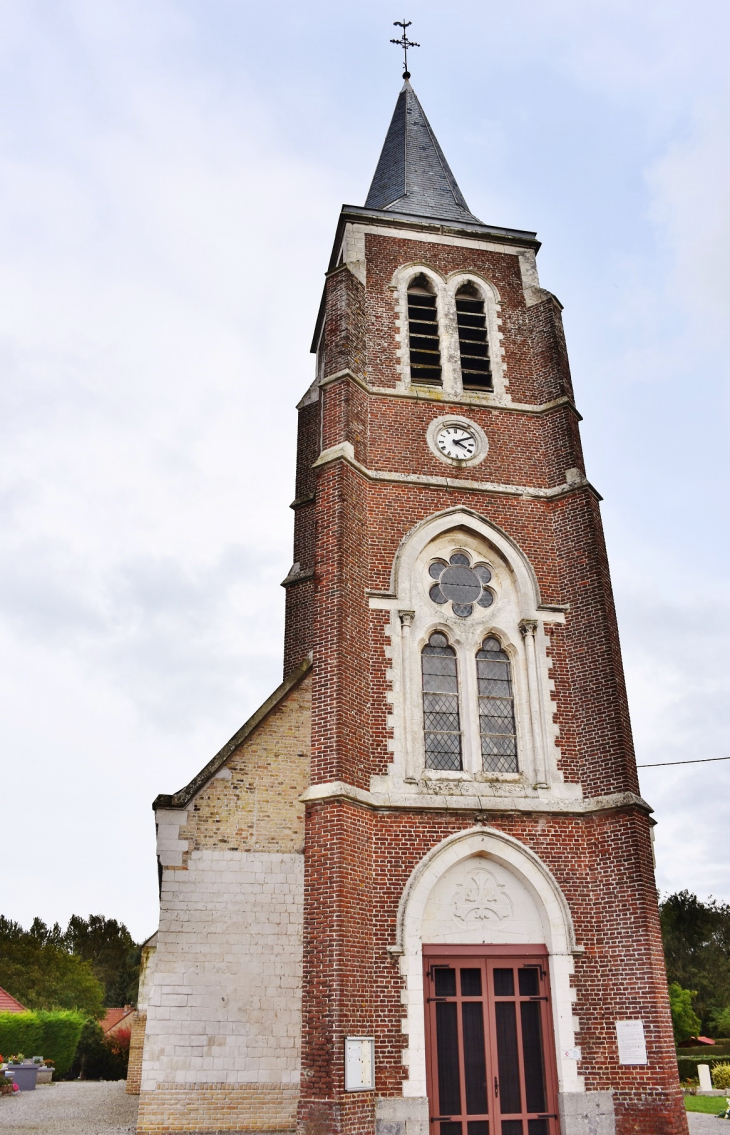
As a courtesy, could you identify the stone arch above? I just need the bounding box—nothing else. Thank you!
[393,826,582,1099]
[390,263,453,393]
[446,269,501,306]
[384,508,564,787]
[390,507,543,614]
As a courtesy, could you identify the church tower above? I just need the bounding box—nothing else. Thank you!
[135,78,687,1135]
[289,80,686,1135]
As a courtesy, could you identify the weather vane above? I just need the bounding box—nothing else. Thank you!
[390,19,419,80]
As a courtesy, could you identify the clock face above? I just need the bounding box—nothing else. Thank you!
[436,425,477,461]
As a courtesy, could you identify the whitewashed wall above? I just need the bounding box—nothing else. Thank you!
[141,849,304,1090]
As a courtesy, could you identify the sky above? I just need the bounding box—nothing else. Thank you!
[0,0,728,943]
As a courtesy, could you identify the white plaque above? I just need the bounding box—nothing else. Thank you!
[616,1020,648,1065]
[344,1037,374,1091]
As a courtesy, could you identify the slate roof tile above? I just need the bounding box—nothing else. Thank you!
[365,81,481,224]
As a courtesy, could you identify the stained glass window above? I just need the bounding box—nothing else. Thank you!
[422,632,462,771]
[429,553,494,618]
[477,637,518,773]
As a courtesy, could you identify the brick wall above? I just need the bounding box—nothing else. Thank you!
[298,800,687,1135]
[179,674,311,855]
[290,219,686,1135]
[127,1012,146,1095]
[137,1082,298,1133]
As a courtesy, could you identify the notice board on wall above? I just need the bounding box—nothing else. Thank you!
[615,1020,648,1065]
[344,1037,374,1091]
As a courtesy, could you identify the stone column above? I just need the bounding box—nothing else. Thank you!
[520,619,548,788]
[399,610,417,783]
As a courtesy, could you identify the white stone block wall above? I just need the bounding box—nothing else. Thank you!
[140,849,304,1091]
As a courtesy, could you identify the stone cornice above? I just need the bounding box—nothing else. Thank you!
[299,779,653,816]
[317,367,583,420]
[312,440,603,503]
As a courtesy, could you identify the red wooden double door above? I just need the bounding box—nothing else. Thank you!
[423,947,560,1135]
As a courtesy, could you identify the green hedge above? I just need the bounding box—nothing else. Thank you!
[678,1054,730,1082]
[0,1011,85,1077]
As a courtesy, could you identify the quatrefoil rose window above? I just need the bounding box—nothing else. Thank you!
[428,553,494,617]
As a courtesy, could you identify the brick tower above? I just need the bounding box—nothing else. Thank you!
[289,80,686,1135]
[135,78,686,1135]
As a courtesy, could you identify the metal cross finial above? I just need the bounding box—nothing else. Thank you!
[390,19,419,80]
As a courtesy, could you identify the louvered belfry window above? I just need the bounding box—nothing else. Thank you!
[407,275,442,385]
[477,637,518,773]
[422,632,462,771]
[456,283,492,390]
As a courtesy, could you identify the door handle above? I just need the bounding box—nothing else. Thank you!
[494,1076,499,1097]
[536,1116,558,1120]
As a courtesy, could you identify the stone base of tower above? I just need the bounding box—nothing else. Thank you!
[136,1084,298,1134]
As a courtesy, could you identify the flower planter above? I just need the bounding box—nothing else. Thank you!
[6,1065,38,1091]
[35,1067,53,1084]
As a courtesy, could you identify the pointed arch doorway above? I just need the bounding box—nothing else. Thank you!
[423,945,560,1135]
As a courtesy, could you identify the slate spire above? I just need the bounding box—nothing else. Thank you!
[365,81,481,225]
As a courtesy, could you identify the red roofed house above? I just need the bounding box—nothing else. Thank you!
[101,1006,135,1040]
[0,987,26,1013]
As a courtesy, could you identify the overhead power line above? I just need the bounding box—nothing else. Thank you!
[637,756,730,768]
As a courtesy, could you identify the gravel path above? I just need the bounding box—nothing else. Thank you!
[688,1113,730,1132]
[0,1081,137,1134]
[0,1084,725,1135]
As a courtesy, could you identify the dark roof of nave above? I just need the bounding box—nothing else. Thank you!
[364,80,482,225]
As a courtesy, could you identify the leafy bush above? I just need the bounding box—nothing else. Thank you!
[712,1063,730,1090]
[0,1011,85,1078]
[36,1011,87,1077]
[677,1055,730,1082]
[0,1014,42,1055]
[669,983,701,1043]
[66,1020,130,1081]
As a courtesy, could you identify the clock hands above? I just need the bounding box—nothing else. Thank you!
[436,425,477,458]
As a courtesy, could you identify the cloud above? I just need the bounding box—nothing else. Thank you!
[0,0,729,938]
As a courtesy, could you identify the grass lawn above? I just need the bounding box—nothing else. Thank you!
[685,1094,730,1114]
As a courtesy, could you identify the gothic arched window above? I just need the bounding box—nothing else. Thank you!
[477,637,518,773]
[456,282,492,391]
[407,275,442,386]
[422,632,462,770]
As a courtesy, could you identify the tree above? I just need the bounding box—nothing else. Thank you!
[660,891,730,1032]
[711,1007,730,1038]
[668,983,701,1043]
[67,1018,130,1080]
[64,915,140,1007]
[0,917,104,1018]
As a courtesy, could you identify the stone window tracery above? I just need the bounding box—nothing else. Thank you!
[428,553,494,618]
[477,637,518,773]
[422,632,463,771]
